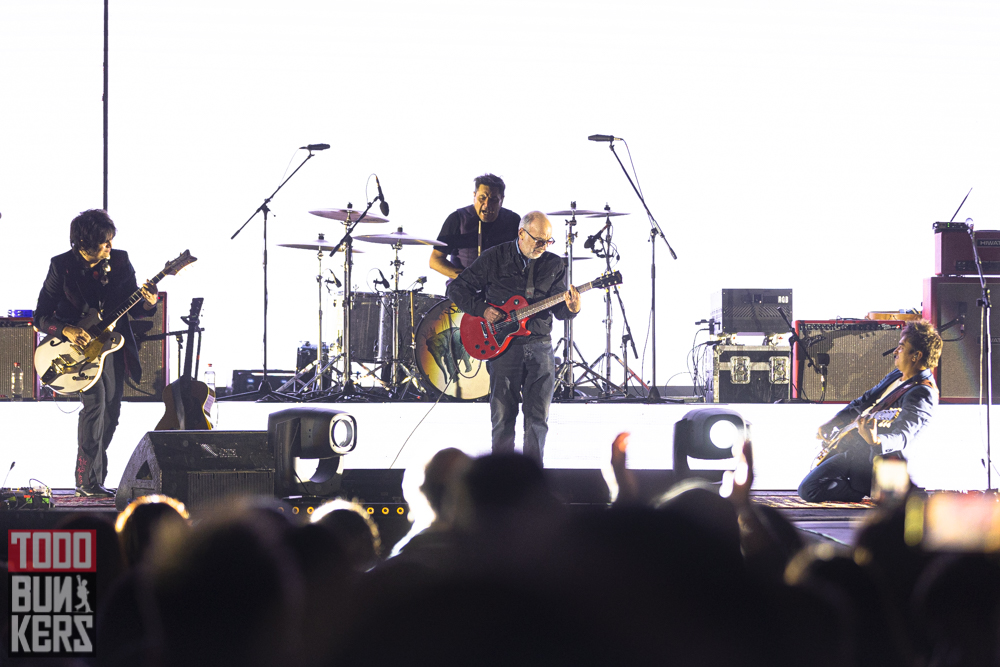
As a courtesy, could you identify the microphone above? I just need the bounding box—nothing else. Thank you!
[588,134,622,143]
[300,144,330,151]
[375,175,390,216]
[584,220,611,249]
[376,269,391,288]
[327,270,341,288]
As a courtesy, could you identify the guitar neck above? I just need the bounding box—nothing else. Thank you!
[514,280,597,319]
[93,270,166,333]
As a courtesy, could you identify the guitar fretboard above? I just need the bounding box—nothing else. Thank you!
[512,280,598,320]
[93,269,168,334]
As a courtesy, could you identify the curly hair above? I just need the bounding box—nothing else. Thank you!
[70,209,116,253]
[903,319,943,369]
[473,173,506,198]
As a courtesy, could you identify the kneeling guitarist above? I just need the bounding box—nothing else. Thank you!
[34,209,159,497]
[447,211,580,467]
[798,319,942,503]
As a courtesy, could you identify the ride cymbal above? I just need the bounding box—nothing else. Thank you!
[309,208,388,223]
[356,227,445,247]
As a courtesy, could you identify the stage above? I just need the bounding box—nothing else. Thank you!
[1,399,992,493]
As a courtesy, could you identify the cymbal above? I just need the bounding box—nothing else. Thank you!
[560,255,593,262]
[585,211,629,218]
[547,209,604,216]
[356,227,445,247]
[309,208,388,223]
[278,237,365,253]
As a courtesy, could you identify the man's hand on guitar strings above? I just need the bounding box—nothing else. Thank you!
[62,325,91,348]
[484,306,505,324]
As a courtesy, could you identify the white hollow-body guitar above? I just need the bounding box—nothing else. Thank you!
[34,251,197,394]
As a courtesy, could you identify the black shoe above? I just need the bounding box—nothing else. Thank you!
[75,485,114,498]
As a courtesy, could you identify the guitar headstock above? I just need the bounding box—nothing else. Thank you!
[592,271,623,290]
[163,250,197,276]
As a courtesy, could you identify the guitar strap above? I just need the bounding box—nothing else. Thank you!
[525,259,536,299]
[868,374,937,414]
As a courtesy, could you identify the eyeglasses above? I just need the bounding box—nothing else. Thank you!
[521,228,556,247]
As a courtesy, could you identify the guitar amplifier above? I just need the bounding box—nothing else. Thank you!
[923,276,1000,403]
[0,317,39,400]
[124,291,169,401]
[711,289,793,334]
[711,345,791,403]
[935,222,1000,276]
[792,320,904,403]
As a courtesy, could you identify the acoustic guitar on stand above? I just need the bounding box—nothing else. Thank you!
[34,251,197,394]
[460,271,623,361]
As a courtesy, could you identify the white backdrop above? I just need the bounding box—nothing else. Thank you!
[2,0,999,392]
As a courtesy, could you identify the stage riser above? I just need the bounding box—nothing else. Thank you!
[0,401,991,493]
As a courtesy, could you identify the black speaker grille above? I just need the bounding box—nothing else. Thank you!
[187,470,275,509]
[0,318,38,399]
[124,292,168,401]
[796,321,903,402]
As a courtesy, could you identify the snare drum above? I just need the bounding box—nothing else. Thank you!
[414,298,490,400]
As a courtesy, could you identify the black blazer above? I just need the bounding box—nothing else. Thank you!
[34,248,154,382]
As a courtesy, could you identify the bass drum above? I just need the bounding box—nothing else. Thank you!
[414,298,490,400]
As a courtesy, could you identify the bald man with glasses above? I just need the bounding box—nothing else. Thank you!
[448,211,581,466]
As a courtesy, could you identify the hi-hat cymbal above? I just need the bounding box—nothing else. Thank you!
[356,227,445,247]
[547,209,604,216]
[278,236,365,253]
[309,208,388,223]
[585,211,629,218]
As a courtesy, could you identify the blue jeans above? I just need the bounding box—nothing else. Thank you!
[486,340,555,467]
[798,450,871,503]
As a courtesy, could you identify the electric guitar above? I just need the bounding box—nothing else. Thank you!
[460,271,623,361]
[812,408,901,469]
[34,251,197,394]
[155,297,213,431]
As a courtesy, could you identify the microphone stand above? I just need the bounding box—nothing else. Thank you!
[603,141,678,402]
[966,223,994,490]
[776,307,823,402]
[225,149,319,402]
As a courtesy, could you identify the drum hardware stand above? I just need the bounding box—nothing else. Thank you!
[311,199,387,402]
[553,204,608,399]
[382,239,428,397]
[281,245,345,397]
[587,209,627,398]
[595,138,678,402]
[225,147,321,402]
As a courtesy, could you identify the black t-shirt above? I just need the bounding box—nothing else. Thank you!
[435,205,520,272]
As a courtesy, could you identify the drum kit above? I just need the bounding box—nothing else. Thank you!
[269,201,644,402]
[275,207,489,401]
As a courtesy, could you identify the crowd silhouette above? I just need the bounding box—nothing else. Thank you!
[2,436,999,667]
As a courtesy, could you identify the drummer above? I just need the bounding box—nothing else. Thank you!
[429,173,520,281]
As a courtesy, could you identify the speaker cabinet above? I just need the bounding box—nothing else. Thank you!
[792,320,904,403]
[0,317,38,399]
[923,277,1000,403]
[115,430,274,511]
[123,292,168,401]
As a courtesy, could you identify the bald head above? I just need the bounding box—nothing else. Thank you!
[517,211,553,259]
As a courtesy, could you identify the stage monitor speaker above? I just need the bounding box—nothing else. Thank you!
[124,291,168,401]
[792,320,904,403]
[115,430,274,511]
[923,277,1000,403]
[0,317,38,400]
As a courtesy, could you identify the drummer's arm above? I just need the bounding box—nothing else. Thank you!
[429,249,462,280]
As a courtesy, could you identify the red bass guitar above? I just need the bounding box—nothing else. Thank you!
[460,271,622,361]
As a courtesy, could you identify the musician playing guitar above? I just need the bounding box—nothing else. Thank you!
[798,319,942,503]
[447,211,580,467]
[34,209,158,497]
